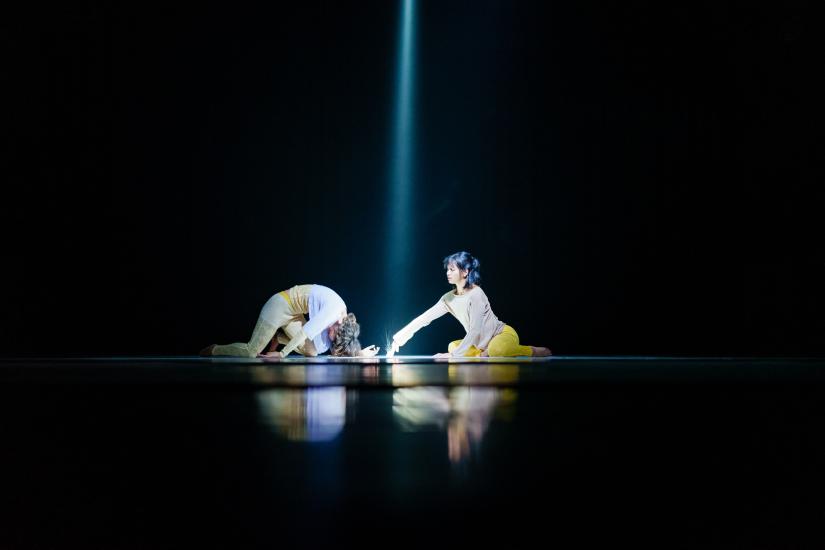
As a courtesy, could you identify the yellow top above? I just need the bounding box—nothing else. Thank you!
[281,284,313,315]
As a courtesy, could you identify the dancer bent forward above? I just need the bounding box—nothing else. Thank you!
[201,284,378,358]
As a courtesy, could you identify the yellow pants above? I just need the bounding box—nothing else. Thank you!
[448,325,533,357]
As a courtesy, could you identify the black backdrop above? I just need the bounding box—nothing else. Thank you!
[3,1,823,356]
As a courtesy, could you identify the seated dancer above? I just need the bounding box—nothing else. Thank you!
[200,284,379,358]
[388,252,551,358]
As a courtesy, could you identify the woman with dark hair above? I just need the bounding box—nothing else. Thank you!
[200,284,379,358]
[388,252,551,358]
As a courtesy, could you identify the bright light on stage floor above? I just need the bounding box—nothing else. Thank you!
[2,356,824,386]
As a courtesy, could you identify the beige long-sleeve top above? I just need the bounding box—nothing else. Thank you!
[393,286,506,357]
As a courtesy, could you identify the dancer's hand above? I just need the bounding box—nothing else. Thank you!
[360,345,380,357]
[433,352,451,359]
[259,351,283,360]
[387,339,401,357]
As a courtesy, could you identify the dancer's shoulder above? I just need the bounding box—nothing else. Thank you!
[440,290,457,302]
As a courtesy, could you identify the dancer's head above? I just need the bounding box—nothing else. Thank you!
[443,251,481,290]
[330,313,362,357]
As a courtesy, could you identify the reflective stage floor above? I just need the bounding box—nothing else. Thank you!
[2,356,825,548]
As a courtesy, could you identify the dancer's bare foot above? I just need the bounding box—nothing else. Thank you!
[199,344,217,357]
[531,346,552,357]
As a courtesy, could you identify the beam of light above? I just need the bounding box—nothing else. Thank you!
[384,328,394,358]
[385,0,416,349]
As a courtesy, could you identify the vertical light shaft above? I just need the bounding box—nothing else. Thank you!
[387,0,416,319]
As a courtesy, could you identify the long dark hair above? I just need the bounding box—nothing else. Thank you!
[443,251,481,288]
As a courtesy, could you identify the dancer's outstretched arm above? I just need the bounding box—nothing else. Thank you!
[389,300,449,355]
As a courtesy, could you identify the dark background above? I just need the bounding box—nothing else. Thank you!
[3,0,823,356]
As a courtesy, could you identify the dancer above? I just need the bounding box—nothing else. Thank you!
[388,252,551,358]
[200,284,379,358]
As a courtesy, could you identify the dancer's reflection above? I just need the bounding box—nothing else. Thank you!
[256,387,348,442]
[393,387,513,463]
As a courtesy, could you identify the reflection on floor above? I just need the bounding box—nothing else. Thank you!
[2,356,825,547]
[1,356,823,386]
